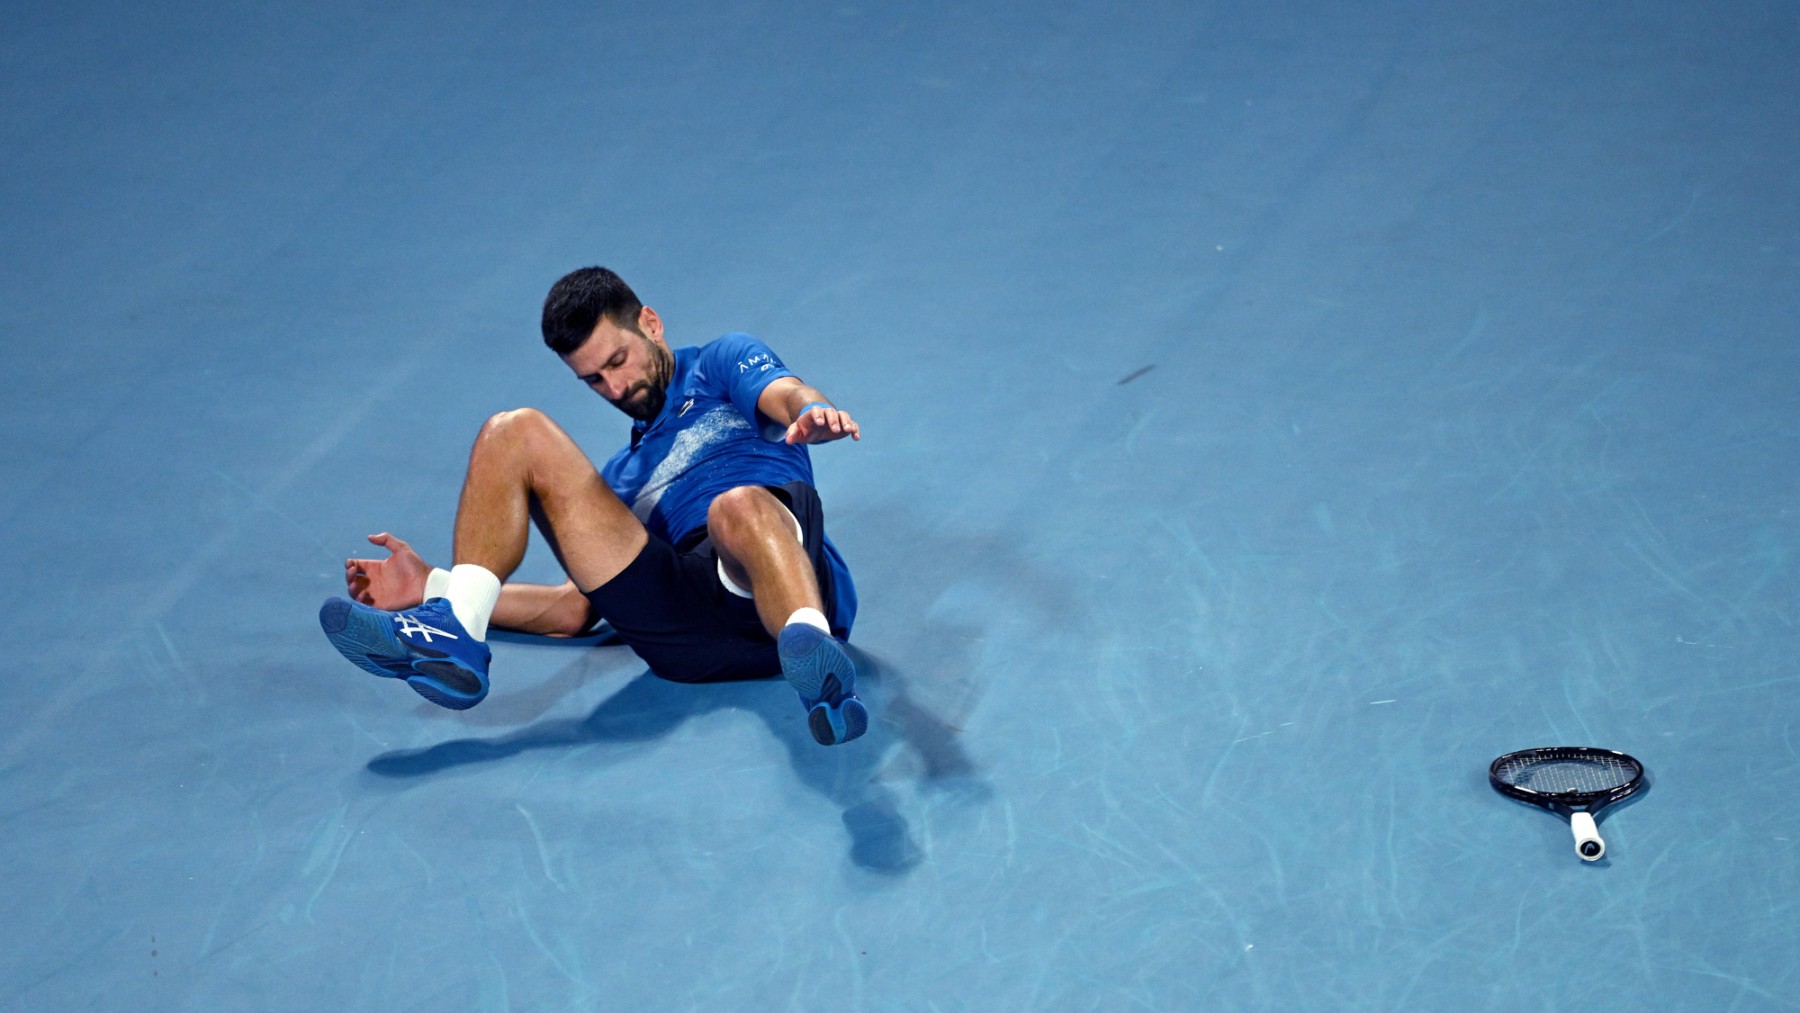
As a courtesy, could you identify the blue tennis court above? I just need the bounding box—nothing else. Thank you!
[4,1,1796,1008]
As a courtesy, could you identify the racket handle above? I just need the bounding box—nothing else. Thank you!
[1570,812,1605,861]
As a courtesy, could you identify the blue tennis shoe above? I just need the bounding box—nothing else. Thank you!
[318,597,491,710]
[777,623,867,745]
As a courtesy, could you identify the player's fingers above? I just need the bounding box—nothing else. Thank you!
[369,532,411,552]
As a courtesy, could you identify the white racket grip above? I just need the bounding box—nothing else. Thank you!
[1570,811,1605,861]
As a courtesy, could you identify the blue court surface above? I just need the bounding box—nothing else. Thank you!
[4,2,1798,1009]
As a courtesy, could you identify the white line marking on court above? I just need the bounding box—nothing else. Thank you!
[1370,699,1397,705]
[516,804,564,892]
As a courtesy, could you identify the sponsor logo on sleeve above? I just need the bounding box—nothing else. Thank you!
[737,352,781,374]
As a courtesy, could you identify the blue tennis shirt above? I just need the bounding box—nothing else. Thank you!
[600,332,857,632]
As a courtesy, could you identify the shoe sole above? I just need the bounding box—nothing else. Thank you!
[319,599,487,710]
[808,694,869,746]
[779,624,866,746]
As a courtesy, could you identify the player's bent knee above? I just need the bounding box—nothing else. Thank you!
[480,408,569,453]
[706,485,776,535]
[480,407,532,442]
[707,486,803,555]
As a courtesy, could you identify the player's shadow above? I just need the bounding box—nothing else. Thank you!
[363,644,956,875]
[360,504,1073,874]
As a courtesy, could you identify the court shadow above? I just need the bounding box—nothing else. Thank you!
[365,666,705,776]
[829,501,1087,797]
[363,655,928,875]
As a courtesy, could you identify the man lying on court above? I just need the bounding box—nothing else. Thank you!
[318,266,868,746]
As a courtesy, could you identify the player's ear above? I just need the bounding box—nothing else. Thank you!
[638,306,664,342]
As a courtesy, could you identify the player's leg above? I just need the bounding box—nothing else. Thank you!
[464,493,611,638]
[707,485,867,745]
[321,408,645,709]
[452,407,647,591]
[706,484,821,637]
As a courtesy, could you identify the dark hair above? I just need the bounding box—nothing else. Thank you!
[541,266,644,354]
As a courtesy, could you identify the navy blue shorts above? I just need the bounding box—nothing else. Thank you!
[582,481,844,683]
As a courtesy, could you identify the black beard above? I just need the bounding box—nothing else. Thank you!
[614,340,674,422]
[617,384,665,422]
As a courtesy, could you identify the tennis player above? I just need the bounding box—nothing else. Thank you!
[318,266,868,746]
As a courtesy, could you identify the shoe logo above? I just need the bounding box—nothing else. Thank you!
[394,614,458,642]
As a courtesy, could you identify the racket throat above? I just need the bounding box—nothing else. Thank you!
[1569,811,1605,861]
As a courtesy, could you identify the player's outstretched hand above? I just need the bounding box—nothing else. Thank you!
[345,532,431,610]
[785,404,861,445]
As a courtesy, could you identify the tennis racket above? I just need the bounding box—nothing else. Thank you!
[1488,747,1645,861]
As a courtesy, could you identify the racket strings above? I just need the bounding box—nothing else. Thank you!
[1495,755,1636,795]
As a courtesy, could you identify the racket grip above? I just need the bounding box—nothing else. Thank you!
[1570,812,1605,861]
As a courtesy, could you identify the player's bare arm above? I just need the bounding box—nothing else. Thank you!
[758,376,861,445]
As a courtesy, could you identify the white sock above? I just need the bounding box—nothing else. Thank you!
[424,567,452,601]
[444,563,501,641]
[785,607,830,634]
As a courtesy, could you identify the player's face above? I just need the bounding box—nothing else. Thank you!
[563,307,674,422]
